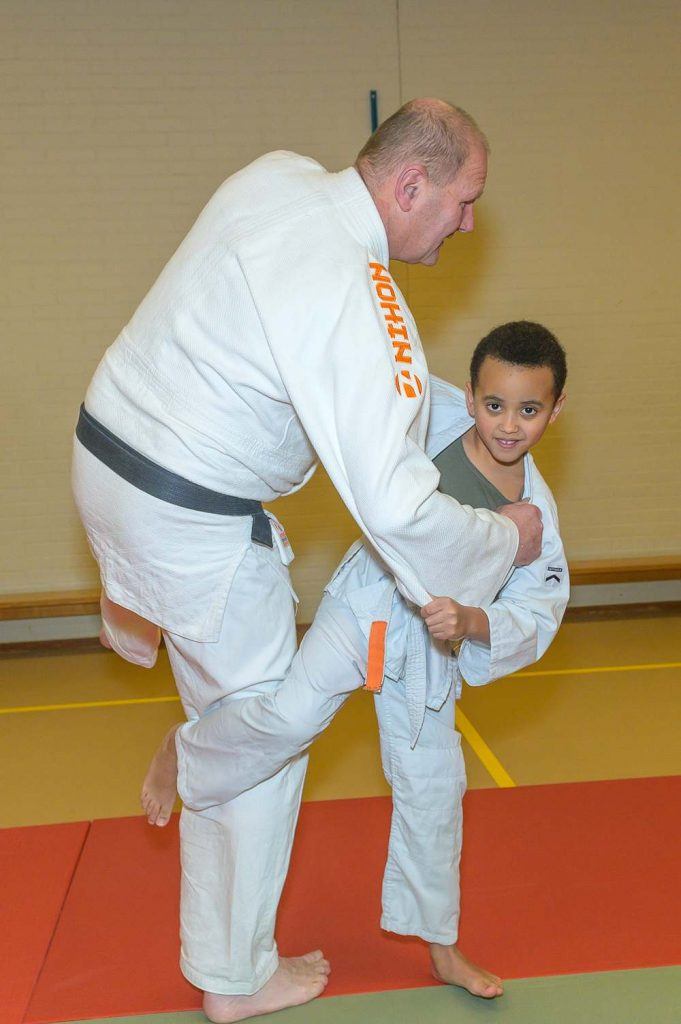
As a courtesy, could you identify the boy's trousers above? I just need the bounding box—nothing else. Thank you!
[374,675,466,944]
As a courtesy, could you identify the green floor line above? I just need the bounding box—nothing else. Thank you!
[57,965,681,1024]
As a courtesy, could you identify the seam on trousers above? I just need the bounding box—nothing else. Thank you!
[380,914,459,946]
[380,691,403,910]
[180,948,279,996]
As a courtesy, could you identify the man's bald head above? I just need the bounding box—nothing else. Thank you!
[356,99,489,265]
[356,98,488,189]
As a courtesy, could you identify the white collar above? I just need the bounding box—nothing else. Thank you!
[324,166,389,265]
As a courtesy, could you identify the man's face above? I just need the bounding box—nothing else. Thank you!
[400,146,488,265]
[465,357,565,465]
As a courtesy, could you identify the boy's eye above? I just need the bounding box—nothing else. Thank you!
[486,402,501,412]
[522,407,538,416]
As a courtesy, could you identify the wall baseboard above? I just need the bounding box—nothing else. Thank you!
[1,557,679,622]
[1,604,678,660]
[0,557,679,653]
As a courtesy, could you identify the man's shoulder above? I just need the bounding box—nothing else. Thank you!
[232,149,326,179]
[215,150,328,210]
[224,154,371,262]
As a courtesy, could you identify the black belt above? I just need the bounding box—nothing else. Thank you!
[76,405,273,548]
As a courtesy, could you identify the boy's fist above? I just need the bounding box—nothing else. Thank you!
[421,596,470,642]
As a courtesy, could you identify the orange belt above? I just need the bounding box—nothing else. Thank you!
[363,620,388,693]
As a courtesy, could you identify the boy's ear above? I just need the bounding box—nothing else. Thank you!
[549,392,567,424]
[464,380,475,417]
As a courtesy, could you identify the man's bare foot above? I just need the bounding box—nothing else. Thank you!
[140,725,180,826]
[430,942,503,998]
[203,951,331,1023]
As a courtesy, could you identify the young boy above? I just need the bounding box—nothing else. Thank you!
[142,320,568,1012]
[346,319,569,996]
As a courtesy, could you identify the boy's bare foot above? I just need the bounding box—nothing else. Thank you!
[203,951,331,1023]
[430,942,503,998]
[140,724,180,826]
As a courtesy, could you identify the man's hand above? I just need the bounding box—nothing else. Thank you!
[498,501,543,566]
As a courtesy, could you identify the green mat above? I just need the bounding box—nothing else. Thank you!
[60,966,681,1024]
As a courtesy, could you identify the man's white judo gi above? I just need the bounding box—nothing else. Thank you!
[176,378,569,947]
[72,153,520,994]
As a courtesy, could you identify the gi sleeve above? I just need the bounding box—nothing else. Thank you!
[239,252,518,608]
[457,493,569,686]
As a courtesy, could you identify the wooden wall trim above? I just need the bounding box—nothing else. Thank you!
[0,590,100,621]
[569,555,681,585]
[1,556,679,621]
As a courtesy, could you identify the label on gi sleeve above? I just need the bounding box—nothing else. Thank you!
[369,262,423,399]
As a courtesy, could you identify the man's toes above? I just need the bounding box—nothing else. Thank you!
[303,950,324,963]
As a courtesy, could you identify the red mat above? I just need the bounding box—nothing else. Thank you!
[25,777,681,1023]
[0,821,88,1024]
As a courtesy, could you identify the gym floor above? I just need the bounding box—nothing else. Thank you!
[1,613,680,1023]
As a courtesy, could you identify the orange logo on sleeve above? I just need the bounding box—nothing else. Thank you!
[369,262,423,398]
[395,368,423,398]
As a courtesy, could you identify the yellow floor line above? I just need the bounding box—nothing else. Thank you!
[0,694,181,715]
[456,707,516,788]
[1,661,679,717]
[514,661,681,678]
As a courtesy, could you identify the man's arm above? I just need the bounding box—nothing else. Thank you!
[241,253,533,609]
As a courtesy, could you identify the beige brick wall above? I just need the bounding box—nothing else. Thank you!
[2,0,679,620]
[0,0,399,608]
[397,0,681,575]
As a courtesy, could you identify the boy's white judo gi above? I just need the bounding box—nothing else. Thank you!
[176,378,569,948]
[72,153,519,994]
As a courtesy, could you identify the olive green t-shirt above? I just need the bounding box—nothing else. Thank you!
[433,434,516,511]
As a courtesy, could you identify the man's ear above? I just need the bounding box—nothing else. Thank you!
[549,391,567,423]
[394,165,428,213]
[464,380,475,417]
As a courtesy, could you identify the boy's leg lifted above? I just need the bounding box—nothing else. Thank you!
[173,591,369,812]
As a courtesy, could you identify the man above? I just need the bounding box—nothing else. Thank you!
[73,99,541,1022]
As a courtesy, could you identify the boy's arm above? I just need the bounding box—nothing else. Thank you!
[455,494,569,686]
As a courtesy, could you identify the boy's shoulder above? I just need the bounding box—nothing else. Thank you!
[525,451,560,526]
[426,377,472,459]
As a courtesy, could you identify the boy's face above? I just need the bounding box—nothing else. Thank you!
[465,356,565,465]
